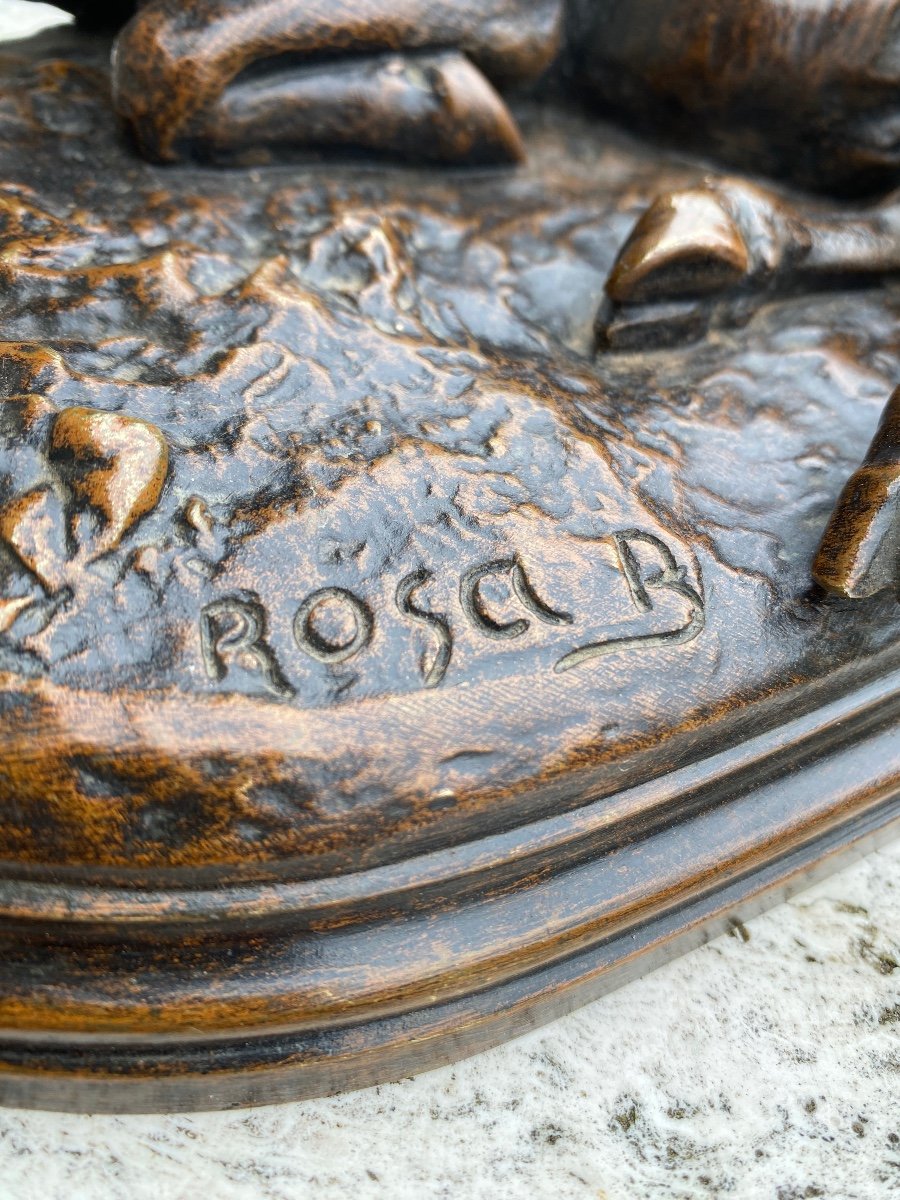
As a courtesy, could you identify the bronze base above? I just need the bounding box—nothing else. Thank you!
[2,671,898,1113]
[0,28,897,1112]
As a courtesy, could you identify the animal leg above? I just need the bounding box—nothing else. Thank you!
[597,179,900,350]
[111,0,563,162]
[200,50,524,165]
[814,387,900,601]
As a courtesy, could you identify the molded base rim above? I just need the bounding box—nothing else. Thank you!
[0,672,897,1112]
[1,798,897,1113]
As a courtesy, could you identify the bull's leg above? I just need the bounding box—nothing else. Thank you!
[111,0,563,163]
[596,179,900,350]
[813,386,900,601]
[594,178,900,595]
[201,50,525,165]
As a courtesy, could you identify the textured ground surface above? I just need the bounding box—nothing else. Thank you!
[0,4,897,1197]
[0,2,897,879]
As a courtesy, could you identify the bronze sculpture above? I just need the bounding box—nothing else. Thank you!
[0,1,895,1110]
[49,0,900,586]
[60,1,900,187]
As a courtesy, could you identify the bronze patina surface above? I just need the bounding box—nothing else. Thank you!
[0,16,896,1111]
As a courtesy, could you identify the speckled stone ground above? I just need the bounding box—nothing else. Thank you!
[0,839,898,1200]
[0,4,898,1198]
